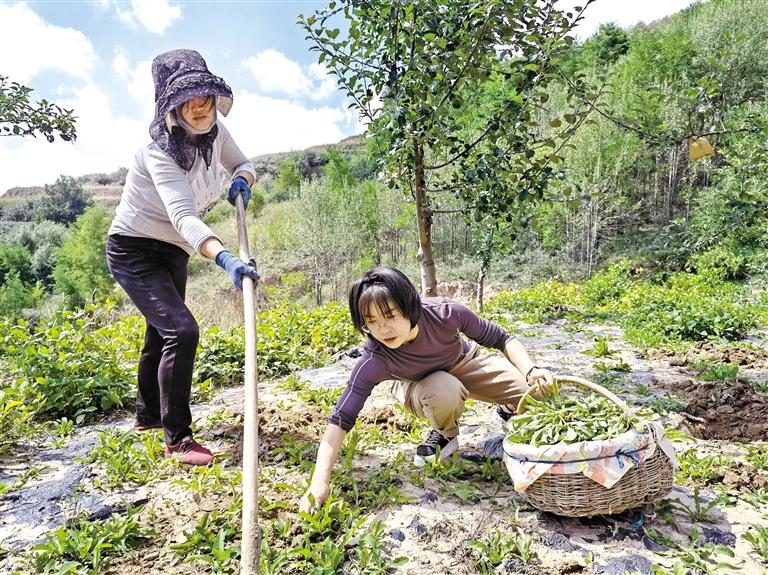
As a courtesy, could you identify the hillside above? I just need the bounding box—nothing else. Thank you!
[0,134,366,204]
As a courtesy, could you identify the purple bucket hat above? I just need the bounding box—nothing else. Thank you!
[149,49,234,171]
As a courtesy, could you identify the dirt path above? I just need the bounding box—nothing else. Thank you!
[2,320,768,574]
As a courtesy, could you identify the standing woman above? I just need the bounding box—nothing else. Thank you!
[106,49,259,466]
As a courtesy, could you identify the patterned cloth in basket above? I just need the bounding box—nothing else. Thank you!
[503,421,678,492]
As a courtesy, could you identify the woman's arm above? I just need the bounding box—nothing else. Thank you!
[199,237,226,261]
[503,338,553,389]
[300,423,347,512]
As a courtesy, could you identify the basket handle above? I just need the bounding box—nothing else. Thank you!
[515,374,634,416]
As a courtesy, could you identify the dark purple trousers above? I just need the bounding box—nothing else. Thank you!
[106,234,198,445]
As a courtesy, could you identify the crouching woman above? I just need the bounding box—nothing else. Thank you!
[300,267,553,512]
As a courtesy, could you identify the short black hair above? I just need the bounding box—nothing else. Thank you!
[348,267,421,334]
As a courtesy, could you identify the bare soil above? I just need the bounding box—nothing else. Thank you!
[3,321,768,575]
[658,377,768,442]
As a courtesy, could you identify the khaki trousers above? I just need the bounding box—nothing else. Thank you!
[390,342,530,438]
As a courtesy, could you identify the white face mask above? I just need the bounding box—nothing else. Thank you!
[173,107,217,135]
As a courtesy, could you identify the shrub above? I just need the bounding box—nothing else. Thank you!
[0,271,43,318]
[0,305,141,421]
[0,243,34,285]
[616,272,757,346]
[52,206,112,308]
[485,280,581,323]
[0,373,42,454]
[581,258,635,310]
[257,301,360,377]
[686,246,747,281]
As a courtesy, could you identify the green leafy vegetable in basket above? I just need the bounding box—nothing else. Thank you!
[505,380,641,447]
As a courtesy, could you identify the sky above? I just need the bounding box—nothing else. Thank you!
[0,0,700,195]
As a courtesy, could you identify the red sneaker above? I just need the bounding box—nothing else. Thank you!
[133,419,162,432]
[165,436,213,466]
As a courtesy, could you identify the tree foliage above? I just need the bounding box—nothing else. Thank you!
[300,0,596,294]
[52,206,112,308]
[36,175,92,225]
[0,75,76,142]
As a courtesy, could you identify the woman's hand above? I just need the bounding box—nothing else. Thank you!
[527,367,554,398]
[300,481,330,513]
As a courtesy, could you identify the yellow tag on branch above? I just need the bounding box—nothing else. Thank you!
[688,136,715,162]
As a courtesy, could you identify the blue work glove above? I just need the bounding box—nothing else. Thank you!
[227,176,251,210]
[215,250,260,291]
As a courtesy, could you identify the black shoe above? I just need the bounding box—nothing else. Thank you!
[495,405,515,422]
[414,429,459,467]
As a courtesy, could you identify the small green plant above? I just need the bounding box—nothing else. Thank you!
[635,383,652,396]
[468,527,535,574]
[745,443,768,471]
[644,395,687,415]
[675,449,731,485]
[743,524,768,563]
[274,373,308,392]
[173,462,240,497]
[32,507,154,574]
[171,512,240,574]
[665,488,727,523]
[296,386,343,412]
[351,520,409,571]
[83,429,166,487]
[271,436,317,471]
[50,417,75,448]
[582,336,619,358]
[691,360,740,382]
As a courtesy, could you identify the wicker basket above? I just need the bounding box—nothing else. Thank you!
[503,376,675,517]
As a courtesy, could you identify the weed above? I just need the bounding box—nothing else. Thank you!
[271,436,317,471]
[675,449,731,485]
[0,464,45,495]
[594,359,631,372]
[582,336,618,358]
[665,488,727,523]
[644,395,687,415]
[171,511,240,574]
[50,417,75,448]
[754,380,768,393]
[745,443,768,471]
[274,373,308,392]
[468,527,535,574]
[173,462,241,497]
[83,429,166,487]
[296,386,343,412]
[352,520,409,572]
[32,506,154,575]
[690,360,739,382]
[645,527,736,574]
[635,383,652,397]
[741,488,768,508]
[743,524,768,563]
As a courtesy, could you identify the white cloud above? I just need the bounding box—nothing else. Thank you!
[0,82,146,195]
[307,63,337,100]
[242,49,312,96]
[560,0,698,41]
[0,2,96,83]
[242,50,339,101]
[112,50,155,118]
[115,0,181,34]
[225,91,354,157]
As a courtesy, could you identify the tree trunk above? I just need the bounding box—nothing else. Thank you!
[414,143,437,296]
[476,263,487,313]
